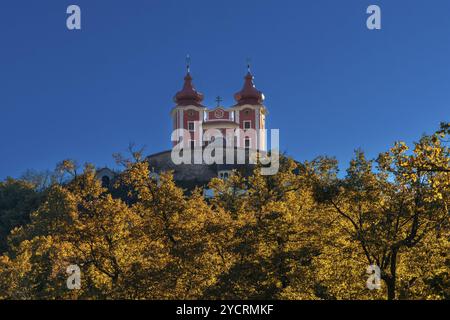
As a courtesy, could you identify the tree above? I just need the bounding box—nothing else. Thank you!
[118,161,225,299]
[314,126,450,300]
[0,178,42,254]
[0,165,146,299]
[206,158,322,299]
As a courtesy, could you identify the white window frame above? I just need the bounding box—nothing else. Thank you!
[243,120,252,130]
[188,121,195,132]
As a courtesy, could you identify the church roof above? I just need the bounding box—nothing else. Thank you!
[174,72,204,106]
[234,70,265,106]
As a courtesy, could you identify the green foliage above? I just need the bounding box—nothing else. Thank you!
[0,179,42,253]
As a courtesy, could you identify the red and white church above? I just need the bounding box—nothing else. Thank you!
[171,66,267,152]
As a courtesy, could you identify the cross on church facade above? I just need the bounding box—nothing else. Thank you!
[215,96,223,106]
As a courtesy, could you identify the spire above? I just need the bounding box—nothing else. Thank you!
[186,54,191,73]
[234,63,265,106]
[174,56,204,106]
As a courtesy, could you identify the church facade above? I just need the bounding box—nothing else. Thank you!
[171,66,267,152]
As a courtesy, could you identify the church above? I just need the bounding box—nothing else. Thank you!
[170,63,267,151]
[97,63,272,190]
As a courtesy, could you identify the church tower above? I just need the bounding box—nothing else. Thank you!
[231,66,267,151]
[171,66,206,149]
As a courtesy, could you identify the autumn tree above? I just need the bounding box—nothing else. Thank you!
[313,125,450,300]
[117,161,228,299]
[205,158,323,299]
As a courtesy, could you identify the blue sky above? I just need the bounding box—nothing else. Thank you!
[0,0,449,179]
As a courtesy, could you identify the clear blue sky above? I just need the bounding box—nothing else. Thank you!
[1,0,449,179]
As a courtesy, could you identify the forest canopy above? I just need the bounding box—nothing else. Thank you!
[0,123,448,300]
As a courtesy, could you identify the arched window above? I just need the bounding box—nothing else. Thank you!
[101,175,110,188]
[245,137,251,149]
[218,171,232,180]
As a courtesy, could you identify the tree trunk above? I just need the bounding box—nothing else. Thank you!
[386,278,396,300]
[386,249,398,300]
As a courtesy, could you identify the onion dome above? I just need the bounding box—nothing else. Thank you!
[174,72,204,106]
[234,71,265,105]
